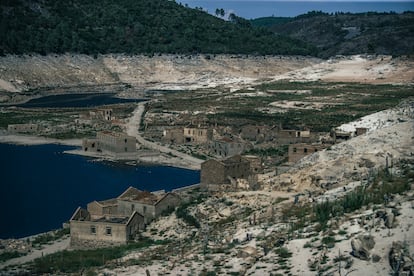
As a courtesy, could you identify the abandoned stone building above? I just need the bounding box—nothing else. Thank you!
[94,108,113,121]
[115,187,181,223]
[355,127,368,136]
[240,125,278,142]
[200,155,253,191]
[70,207,144,248]
[209,137,251,158]
[76,108,114,126]
[288,143,327,163]
[330,129,352,143]
[162,128,185,144]
[82,131,136,155]
[7,123,39,134]
[276,129,311,144]
[242,155,263,174]
[70,187,181,247]
[183,126,213,144]
[96,131,136,153]
[162,126,213,145]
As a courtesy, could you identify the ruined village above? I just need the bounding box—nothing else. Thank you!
[0,53,414,276]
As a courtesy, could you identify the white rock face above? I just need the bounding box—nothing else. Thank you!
[267,99,414,193]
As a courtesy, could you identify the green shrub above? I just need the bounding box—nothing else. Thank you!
[30,238,165,273]
[0,251,26,262]
[276,247,292,259]
[321,236,336,248]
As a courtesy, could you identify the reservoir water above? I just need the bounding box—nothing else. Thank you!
[16,93,145,108]
[0,143,200,239]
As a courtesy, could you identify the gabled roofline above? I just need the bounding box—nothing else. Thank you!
[90,200,102,207]
[117,186,142,199]
[154,192,180,206]
[126,211,144,225]
[69,206,82,221]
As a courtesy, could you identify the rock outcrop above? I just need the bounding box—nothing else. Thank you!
[389,241,414,275]
[351,234,375,261]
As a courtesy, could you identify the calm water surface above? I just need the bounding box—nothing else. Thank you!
[0,143,199,239]
[16,93,145,108]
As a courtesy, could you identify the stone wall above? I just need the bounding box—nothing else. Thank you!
[117,200,156,224]
[97,131,136,153]
[201,156,252,186]
[70,220,128,247]
[201,159,226,186]
[209,140,247,158]
[162,128,184,144]
[276,130,311,144]
[8,123,39,133]
[183,127,212,144]
[288,143,327,163]
[155,193,181,217]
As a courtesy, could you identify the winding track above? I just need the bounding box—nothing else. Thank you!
[126,102,203,170]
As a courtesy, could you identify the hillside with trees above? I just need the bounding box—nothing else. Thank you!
[251,11,414,58]
[0,0,315,56]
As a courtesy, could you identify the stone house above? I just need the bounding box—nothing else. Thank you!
[162,126,213,145]
[183,126,213,144]
[240,125,278,142]
[209,137,251,158]
[200,155,252,189]
[70,187,181,247]
[162,128,185,144]
[85,108,114,121]
[7,123,39,134]
[86,187,180,224]
[95,108,113,121]
[82,131,136,155]
[355,127,368,136]
[70,207,143,248]
[116,187,181,223]
[242,155,263,174]
[288,143,327,163]
[96,131,136,153]
[276,129,310,144]
[330,129,351,143]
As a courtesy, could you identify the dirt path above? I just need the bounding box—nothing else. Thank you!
[126,102,203,170]
[0,237,70,269]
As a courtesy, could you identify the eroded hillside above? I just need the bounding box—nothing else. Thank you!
[1,54,414,105]
[0,54,320,103]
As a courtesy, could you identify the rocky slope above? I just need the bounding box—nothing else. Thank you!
[95,101,414,275]
[270,99,414,193]
[1,54,414,104]
[0,54,319,102]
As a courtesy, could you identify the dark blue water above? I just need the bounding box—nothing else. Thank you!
[16,93,145,108]
[179,1,414,19]
[0,143,199,239]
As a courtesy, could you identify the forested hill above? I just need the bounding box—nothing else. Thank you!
[251,11,414,58]
[0,0,315,56]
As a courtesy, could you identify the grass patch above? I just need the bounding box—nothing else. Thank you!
[275,247,292,259]
[321,236,336,248]
[29,238,167,274]
[32,228,70,246]
[314,164,412,229]
[280,161,412,234]
[338,229,347,235]
[303,241,313,248]
[245,145,288,157]
[175,193,207,229]
[0,251,26,263]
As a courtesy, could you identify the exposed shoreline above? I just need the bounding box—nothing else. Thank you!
[0,132,201,171]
